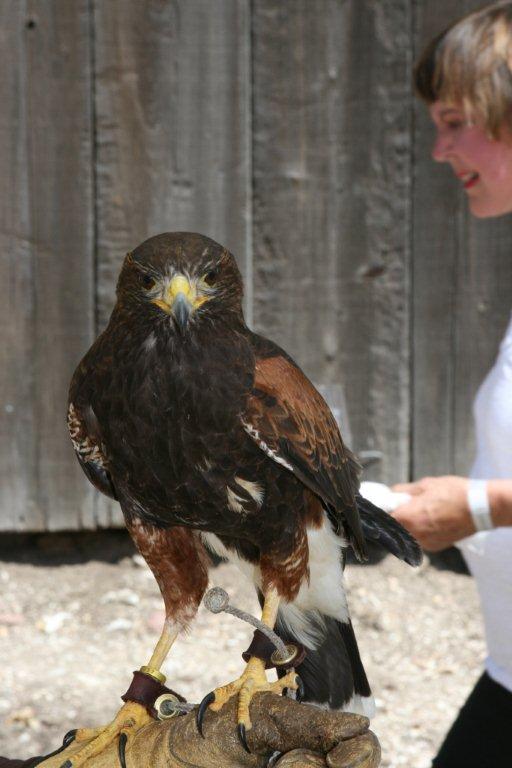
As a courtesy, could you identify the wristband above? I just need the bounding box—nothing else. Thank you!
[467,479,494,531]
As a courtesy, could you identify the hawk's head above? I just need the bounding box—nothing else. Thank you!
[115,232,244,331]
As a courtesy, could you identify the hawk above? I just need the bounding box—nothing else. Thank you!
[64,232,420,765]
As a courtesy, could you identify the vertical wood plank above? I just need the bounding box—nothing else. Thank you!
[0,1,95,531]
[412,0,512,477]
[252,0,412,483]
[93,0,251,525]
[94,0,252,329]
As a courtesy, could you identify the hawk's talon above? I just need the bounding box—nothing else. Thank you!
[295,674,304,703]
[282,673,303,701]
[41,701,152,768]
[34,730,76,765]
[238,722,250,753]
[199,659,300,752]
[62,730,77,748]
[118,732,128,768]
[266,751,283,767]
[196,691,215,737]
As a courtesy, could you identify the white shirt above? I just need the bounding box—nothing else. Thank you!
[458,314,512,692]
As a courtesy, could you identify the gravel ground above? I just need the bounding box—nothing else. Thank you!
[0,532,484,767]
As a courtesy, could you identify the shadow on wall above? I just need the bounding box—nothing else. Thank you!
[0,528,470,575]
[0,530,136,566]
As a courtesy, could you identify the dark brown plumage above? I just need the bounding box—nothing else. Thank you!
[68,232,421,722]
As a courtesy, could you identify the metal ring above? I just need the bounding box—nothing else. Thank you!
[155,693,182,720]
[139,665,166,683]
[270,643,298,667]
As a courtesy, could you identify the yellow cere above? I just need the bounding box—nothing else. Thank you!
[151,274,210,313]
[168,275,191,298]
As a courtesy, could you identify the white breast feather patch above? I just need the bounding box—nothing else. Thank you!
[235,477,264,506]
[227,487,245,513]
[226,477,265,514]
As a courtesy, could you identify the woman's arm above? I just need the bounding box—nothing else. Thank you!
[488,480,512,527]
[391,477,512,551]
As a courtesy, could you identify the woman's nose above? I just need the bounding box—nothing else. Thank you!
[431,131,451,162]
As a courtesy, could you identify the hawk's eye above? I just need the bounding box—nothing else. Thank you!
[203,266,220,286]
[140,273,156,290]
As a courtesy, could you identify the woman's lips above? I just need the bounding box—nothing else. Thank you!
[458,171,480,189]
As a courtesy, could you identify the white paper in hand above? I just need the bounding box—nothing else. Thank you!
[359,481,411,513]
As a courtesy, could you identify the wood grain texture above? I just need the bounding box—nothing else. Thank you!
[0,1,95,531]
[412,0,512,477]
[93,0,252,331]
[252,0,412,484]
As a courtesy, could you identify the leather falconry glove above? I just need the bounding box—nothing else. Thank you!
[1,693,380,768]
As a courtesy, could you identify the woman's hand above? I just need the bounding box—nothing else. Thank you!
[391,476,474,551]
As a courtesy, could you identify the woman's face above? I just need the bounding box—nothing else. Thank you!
[430,100,512,218]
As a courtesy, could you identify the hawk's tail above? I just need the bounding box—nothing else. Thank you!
[274,609,375,717]
[356,493,423,566]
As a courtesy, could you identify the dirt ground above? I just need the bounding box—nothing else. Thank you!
[0,532,484,768]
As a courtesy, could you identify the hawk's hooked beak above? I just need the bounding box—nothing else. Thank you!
[169,276,192,330]
[152,275,193,330]
[173,294,191,331]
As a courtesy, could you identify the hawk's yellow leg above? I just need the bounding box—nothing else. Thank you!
[40,621,179,768]
[199,587,300,742]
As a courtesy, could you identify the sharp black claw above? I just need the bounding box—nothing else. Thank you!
[31,729,77,767]
[196,691,215,737]
[62,730,77,747]
[238,722,251,753]
[295,675,305,703]
[118,732,128,768]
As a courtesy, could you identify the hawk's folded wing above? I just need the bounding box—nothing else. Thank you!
[67,401,117,500]
[243,335,367,561]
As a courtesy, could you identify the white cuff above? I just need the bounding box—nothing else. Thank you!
[467,479,494,531]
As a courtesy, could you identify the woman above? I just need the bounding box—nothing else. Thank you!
[392,3,512,766]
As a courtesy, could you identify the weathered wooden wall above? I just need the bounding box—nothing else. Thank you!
[252,1,412,484]
[0,1,96,531]
[1,0,511,531]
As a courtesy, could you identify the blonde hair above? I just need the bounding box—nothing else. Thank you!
[415,1,512,137]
